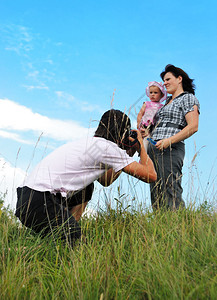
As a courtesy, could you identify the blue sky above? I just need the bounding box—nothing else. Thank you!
[0,0,216,210]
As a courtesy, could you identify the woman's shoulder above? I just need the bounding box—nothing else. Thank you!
[179,92,200,113]
[181,92,197,98]
[176,92,199,104]
[183,92,199,104]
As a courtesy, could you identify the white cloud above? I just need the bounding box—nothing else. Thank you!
[44,59,53,65]
[24,84,49,91]
[27,70,39,79]
[1,24,55,91]
[0,99,95,143]
[0,130,32,144]
[56,91,104,113]
[2,24,33,54]
[0,157,26,210]
[55,91,75,102]
[79,101,103,113]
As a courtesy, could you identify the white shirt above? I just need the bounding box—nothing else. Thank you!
[23,137,134,196]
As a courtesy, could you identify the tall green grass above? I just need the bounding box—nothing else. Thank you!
[0,197,217,299]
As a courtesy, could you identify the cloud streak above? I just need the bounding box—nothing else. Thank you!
[1,24,33,55]
[24,84,49,91]
[0,157,26,210]
[0,23,55,93]
[0,99,95,144]
[55,91,104,113]
[0,130,33,145]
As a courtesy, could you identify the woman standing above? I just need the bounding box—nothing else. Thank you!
[147,64,200,210]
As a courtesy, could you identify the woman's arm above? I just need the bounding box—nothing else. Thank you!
[98,130,157,185]
[123,131,157,183]
[156,105,199,150]
[97,168,122,187]
[137,103,146,129]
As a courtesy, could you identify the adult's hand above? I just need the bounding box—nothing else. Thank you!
[132,129,144,153]
[127,130,141,157]
[123,130,157,183]
[156,138,171,150]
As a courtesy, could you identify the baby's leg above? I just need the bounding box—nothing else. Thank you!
[143,134,150,152]
[140,125,150,152]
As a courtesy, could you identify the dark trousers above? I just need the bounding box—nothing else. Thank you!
[15,183,94,247]
[148,142,185,210]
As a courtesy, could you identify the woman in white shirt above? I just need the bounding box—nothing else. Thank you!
[15,109,157,247]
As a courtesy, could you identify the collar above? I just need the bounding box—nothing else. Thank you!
[165,92,189,105]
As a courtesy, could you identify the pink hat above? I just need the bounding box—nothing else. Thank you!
[146,81,167,102]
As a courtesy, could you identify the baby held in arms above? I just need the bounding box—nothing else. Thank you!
[137,81,167,150]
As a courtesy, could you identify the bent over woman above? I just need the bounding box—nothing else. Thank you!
[15,109,156,247]
[148,64,200,210]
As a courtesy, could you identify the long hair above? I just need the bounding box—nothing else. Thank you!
[94,109,131,146]
[160,64,196,95]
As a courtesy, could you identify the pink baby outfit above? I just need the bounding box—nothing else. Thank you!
[139,101,163,128]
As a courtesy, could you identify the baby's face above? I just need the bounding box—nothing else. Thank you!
[149,86,163,102]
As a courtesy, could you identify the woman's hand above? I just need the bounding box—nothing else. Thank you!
[136,129,142,142]
[126,130,141,157]
[127,129,145,155]
[124,129,157,183]
[156,138,171,150]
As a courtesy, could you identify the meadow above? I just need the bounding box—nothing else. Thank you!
[0,194,217,300]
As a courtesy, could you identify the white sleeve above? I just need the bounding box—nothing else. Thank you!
[101,144,134,172]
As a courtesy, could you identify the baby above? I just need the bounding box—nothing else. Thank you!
[137,81,167,150]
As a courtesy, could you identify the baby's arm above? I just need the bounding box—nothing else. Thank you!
[137,102,146,129]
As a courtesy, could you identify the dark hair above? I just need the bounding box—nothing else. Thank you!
[160,64,196,95]
[94,109,131,146]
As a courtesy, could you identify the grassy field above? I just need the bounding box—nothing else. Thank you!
[0,198,217,299]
